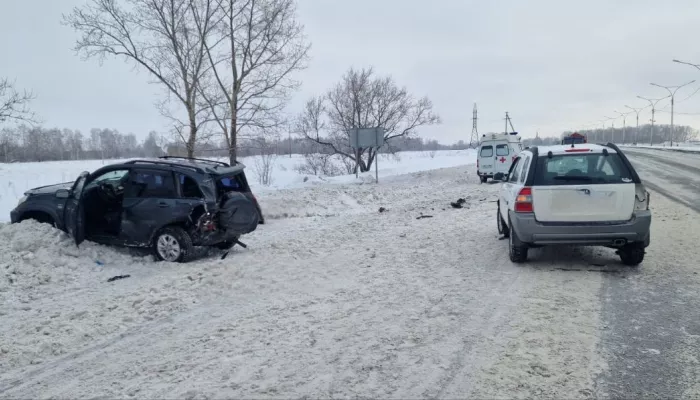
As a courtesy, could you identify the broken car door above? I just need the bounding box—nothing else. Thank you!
[64,171,90,246]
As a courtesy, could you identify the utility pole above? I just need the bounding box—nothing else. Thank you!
[650,80,695,146]
[504,112,515,134]
[469,103,479,148]
[637,96,668,146]
[614,110,631,144]
[625,105,645,144]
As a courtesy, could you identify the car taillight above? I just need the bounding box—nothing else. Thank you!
[635,190,650,211]
[514,187,533,213]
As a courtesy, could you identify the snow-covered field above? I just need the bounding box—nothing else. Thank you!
[0,150,474,222]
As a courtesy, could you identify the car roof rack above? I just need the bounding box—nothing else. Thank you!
[158,156,230,168]
[124,159,204,173]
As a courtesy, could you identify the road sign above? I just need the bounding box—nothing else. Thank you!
[348,127,385,183]
[349,127,385,149]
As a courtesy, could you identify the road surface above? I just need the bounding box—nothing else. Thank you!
[595,148,700,399]
[0,154,699,399]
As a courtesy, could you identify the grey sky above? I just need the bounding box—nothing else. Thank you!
[3,0,700,143]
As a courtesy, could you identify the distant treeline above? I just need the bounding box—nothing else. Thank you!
[0,125,473,163]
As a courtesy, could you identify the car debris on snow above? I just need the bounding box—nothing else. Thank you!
[450,198,467,208]
[106,275,130,282]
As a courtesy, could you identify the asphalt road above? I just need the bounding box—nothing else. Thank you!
[624,148,700,213]
[595,148,700,399]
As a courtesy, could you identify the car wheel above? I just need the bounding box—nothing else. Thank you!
[496,206,503,234]
[153,226,193,263]
[618,243,645,266]
[508,217,528,263]
[498,210,510,237]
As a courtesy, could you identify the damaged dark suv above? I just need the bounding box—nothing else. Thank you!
[10,156,264,262]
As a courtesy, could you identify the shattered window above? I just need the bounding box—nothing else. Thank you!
[178,174,204,198]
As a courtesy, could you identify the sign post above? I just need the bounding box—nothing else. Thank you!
[348,127,385,183]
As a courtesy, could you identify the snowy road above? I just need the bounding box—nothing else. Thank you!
[594,149,700,398]
[1,160,699,398]
[624,148,700,213]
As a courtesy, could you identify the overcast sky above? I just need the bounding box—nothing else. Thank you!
[3,0,700,143]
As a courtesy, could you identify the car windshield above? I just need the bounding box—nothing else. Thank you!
[534,153,634,185]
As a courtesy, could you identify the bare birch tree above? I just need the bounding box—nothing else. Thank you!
[297,67,440,172]
[0,78,38,125]
[193,0,310,165]
[64,0,218,157]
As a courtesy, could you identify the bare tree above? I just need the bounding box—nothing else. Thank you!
[251,132,278,185]
[193,0,310,165]
[0,78,38,125]
[297,68,440,172]
[64,0,219,157]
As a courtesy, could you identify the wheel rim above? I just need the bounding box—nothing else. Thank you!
[157,234,181,261]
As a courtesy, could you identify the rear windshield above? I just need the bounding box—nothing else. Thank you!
[480,146,493,157]
[496,144,509,156]
[215,173,250,198]
[533,153,634,185]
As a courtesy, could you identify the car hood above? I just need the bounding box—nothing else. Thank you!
[26,182,74,195]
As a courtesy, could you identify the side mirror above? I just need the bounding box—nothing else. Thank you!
[56,189,70,199]
[502,174,509,181]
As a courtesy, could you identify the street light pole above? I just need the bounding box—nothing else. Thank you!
[637,96,668,146]
[614,110,630,144]
[604,116,616,143]
[650,79,695,146]
[625,105,645,144]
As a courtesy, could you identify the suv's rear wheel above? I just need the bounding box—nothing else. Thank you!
[618,243,645,266]
[153,226,193,263]
[508,217,528,263]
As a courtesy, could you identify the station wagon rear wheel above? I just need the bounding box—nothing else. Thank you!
[153,226,193,263]
[508,217,528,263]
[497,207,510,238]
[618,243,645,266]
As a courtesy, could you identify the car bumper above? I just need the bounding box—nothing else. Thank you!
[509,210,651,247]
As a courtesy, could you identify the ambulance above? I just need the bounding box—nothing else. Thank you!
[476,132,522,183]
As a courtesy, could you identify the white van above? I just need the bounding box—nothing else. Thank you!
[477,132,523,183]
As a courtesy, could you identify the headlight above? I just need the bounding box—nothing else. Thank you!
[17,195,28,207]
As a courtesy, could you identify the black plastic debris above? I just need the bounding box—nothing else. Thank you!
[416,215,433,220]
[451,198,467,208]
[221,239,248,260]
[107,275,130,283]
[379,207,387,213]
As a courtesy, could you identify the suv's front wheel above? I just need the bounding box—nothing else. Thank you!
[153,226,193,263]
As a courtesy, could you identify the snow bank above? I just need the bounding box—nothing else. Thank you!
[620,144,700,153]
[0,150,475,222]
